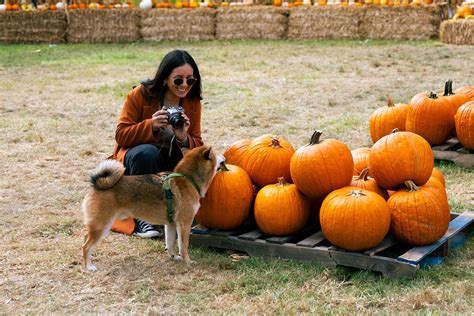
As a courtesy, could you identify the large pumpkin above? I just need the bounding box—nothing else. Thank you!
[406,91,455,145]
[369,96,409,143]
[369,129,434,190]
[455,86,474,101]
[431,167,446,187]
[290,130,354,199]
[350,168,389,200]
[351,147,371,176]
[320,187,391,251]
[244,134,295,187]
[455,101,474,150]
[443,80,469,115]
[388,180,450,246]
[196,163,253,230]
[254,177,310,236]
[223,139,250,168]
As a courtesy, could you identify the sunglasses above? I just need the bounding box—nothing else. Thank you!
[173,77,197,87]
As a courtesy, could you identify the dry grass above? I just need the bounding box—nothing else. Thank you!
[0,40,473,314]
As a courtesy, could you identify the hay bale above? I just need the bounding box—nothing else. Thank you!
[66,9,141,43]
[141,8,216,41]
[0,11,67,43]
[440,19,474,45]
[216,6,289,40]
[360,4,448,40]
[287,6,364,40]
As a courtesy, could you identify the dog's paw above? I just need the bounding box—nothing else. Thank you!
[172,255,183,261]
[86,264,98,272]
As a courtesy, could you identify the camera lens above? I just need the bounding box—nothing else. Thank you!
[168,112,184,128]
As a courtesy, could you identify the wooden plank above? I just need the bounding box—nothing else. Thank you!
[238,229,264,241]
[190,234,336,267]
[266,236,293,244]
[364,235,397,256]
[432,138,462,151]
[397,211,474,264]
[296,231,326,248]
[433,150,474,168]
[329,249,418,278]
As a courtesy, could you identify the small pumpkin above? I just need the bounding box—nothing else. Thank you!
[223,139,250,168]
[290,130,354,199]
[244,134,295,187]
[369,96,409,143]
[442,80,469,115]
[196,163,253,230]
[455,101,474,150]
[388,180,450,246]
[320,187,391,251]
[254,177,310,236]
[351,147,371,176]
[350,168,389,200]
[406,91,455,145]
[369,129,434,190]
[454,86,474,101]
[431,167,446,187]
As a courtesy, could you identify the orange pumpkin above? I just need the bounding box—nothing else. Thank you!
[455,86,474,101]
[443,80,470,115]
[457,6,473,18]
[455,101,474,150]
[425,176,448,200]
[350,168,389,200]
[254,177,310,236]
[290,130,353,199]
[196,163,253,230]
[320,187,391,251]
[369,129,434,190]
[388,180,450,246]
[244,134,295,187]
[431,167,446,187]
[369,96,409,143]
[407,91,455,146]
[351,147,371,176]
[223,139,250,168]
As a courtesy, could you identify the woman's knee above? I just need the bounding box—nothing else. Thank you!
[124,144,161,175]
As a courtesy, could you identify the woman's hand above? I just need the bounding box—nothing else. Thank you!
[151,108,170,132]
[173,113,190,142]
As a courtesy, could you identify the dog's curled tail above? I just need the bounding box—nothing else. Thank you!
[89,159,125,190]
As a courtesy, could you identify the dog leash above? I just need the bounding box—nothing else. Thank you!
[161,172,201,223]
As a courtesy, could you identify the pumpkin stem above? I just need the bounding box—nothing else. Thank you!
[347,189,367,197]
[443,80,453,96]
[356,168,370,181]
[219,162,230,172]
[391,128,400,134]
[276,177,287,186]
[429,91,438,99]
[309,130,323,145]
[387,96,395,107]
[270,136,282,148]
[404,180,420,192]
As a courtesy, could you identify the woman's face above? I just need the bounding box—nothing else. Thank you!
[165,64,196,100]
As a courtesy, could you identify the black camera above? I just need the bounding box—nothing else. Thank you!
[166,106,185,128]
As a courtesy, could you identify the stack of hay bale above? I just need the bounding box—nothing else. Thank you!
[66,9,141,43]
[141,8,216,41]
[0,11,67,43]
[216,6,289,40]
[440,19,474,44]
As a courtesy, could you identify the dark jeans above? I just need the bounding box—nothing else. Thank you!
[123,144,183,176]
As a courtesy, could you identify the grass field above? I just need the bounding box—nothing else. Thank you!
[0,40,473,314]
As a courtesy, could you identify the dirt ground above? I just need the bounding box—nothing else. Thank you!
[0,41,473,314]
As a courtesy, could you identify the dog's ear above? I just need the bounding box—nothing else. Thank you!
[181,147,190,156]
[203,146,212,160]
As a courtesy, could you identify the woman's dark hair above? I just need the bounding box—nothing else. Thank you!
[141,49,202,107]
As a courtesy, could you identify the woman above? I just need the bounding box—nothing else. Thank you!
[110,49,204,237]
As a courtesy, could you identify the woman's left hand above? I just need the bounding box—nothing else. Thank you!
[174,113,190,142]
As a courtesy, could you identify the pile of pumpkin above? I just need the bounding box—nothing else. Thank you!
[196,81,473,252]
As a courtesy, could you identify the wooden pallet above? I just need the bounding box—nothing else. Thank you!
[190,211,474,278]
[432,138,474,168]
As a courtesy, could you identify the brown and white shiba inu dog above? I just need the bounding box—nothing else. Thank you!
[81,145,222,271]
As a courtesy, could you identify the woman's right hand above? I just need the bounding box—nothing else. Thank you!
[151,107,169,132]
